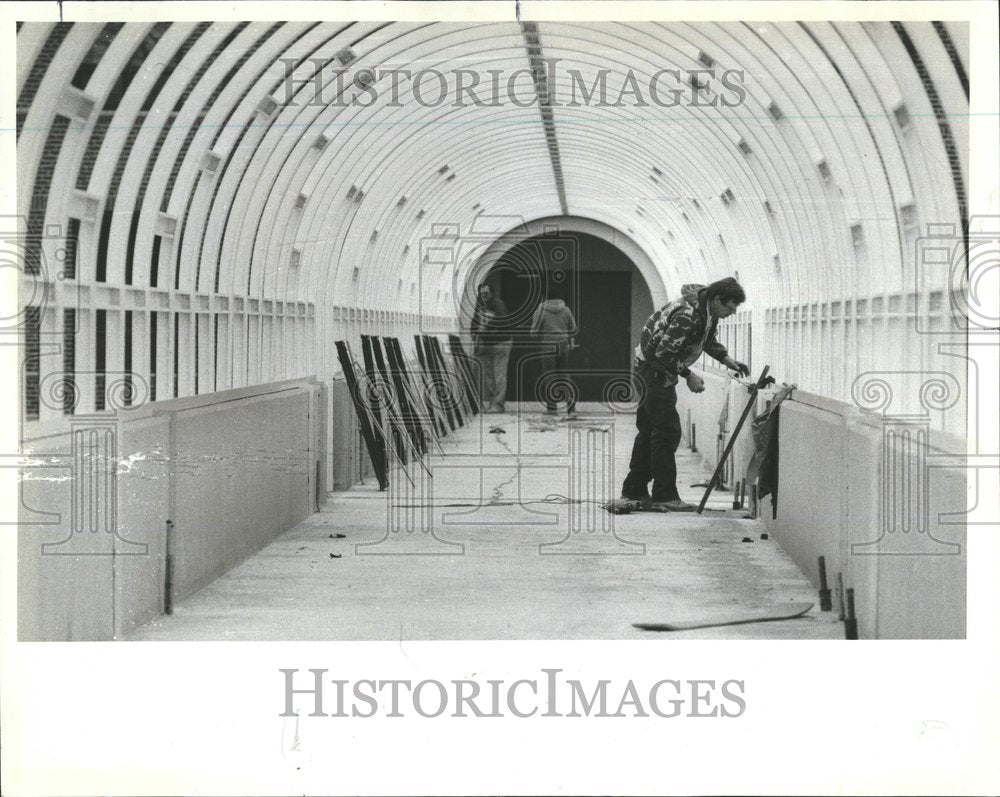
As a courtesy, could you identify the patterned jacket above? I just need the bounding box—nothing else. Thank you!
[638,283,729,385]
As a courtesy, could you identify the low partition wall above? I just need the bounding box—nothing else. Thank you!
[675,370,761,498]
[19,378,325,641]
[326,376,376,492]
[773,390,966,639]
[678,376,967,639]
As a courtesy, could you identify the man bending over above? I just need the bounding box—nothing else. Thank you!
[620,277,750,511]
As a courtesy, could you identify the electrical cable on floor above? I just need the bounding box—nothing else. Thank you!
[388,494,609,508]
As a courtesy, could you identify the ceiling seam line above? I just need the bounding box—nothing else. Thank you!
[520,21,568,216]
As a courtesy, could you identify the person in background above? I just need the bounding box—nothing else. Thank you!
[620,277,750,511]
[531,280,579,416]
[471,283,513,413]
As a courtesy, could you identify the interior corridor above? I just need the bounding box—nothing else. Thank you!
[14,18,985,642]
[130,405,839,641]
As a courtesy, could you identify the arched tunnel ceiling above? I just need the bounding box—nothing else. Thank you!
[16,19,970,319]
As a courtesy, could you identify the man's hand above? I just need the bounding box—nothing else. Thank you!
[685,372,705,393]
[724,357,750,378]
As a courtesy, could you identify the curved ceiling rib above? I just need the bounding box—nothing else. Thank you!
[16,18,971,416]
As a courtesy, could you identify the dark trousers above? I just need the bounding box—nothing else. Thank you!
[539,341,577,413]
[621,362,682,502]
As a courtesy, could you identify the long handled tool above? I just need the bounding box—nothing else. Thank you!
[696,365,771,514]
[633,601,813,632]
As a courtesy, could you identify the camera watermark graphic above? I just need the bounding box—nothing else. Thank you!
[8,214,152,556]
[915,217,999,335]
[851,370,964,556]
[25,371,152,556]
[417,215,580,340]
[850,215,1000,556]
[363,215,652,556]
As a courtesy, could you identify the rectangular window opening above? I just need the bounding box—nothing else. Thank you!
[124,309,133,407]
[24,306,42,420]
[95,309,107,411]
[63,308,77,414]
[64,218,80,280]
[173,312,179,398]
[150,235,162,288]
[150,310,158,401]
[194,313,200,395]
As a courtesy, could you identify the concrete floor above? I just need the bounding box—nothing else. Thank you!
[131,404,842,640]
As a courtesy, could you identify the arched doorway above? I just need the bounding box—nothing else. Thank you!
[478,231,656,404]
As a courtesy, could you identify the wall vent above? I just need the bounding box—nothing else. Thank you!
[336,47,356,66]
[295,193,308,209]
[767,101,784,121]
[257,94,279,116]
[61,88,96,122]
[157,213,177,237]
[817,159,832,180]
[737,139,752,155]
[900,202,917,229]
[850,222,865,249]
[202,151,221,172]
[893,103,911,129]
[697,51,714,68]
[290,248,301,268]
[346,185,357,200]
[314,133,330,150]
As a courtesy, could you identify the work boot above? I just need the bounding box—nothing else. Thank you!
[650,498,696,512]
[619,494,650,509]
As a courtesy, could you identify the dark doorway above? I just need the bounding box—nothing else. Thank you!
[481,232,649,404]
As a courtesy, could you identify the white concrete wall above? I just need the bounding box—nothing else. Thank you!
[18,378,324,640]
[677,377,967,639]
[773,393,966,639]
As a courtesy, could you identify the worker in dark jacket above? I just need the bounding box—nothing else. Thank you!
[620,277,750,511]
[471,283,513,413]
[531,283,578,415]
